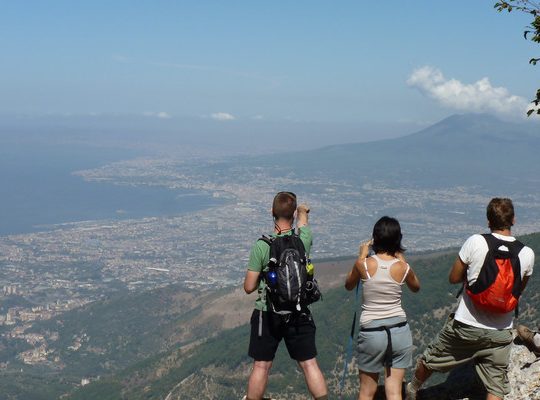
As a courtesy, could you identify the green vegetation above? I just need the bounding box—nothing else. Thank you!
[62,380,123,400]
[0,284,231,398]
[23,284,230,377]
[495,0,540,115]
[0,369,75,400]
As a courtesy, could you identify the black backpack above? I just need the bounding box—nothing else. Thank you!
[259,232,321,314]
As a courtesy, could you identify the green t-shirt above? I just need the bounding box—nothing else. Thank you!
[247,225,313,311]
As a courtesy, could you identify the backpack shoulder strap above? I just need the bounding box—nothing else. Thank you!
[258,235,273,247]
[482,233,525,256]
[258,234,281,265]
[508,239,525,255]
[481,233,500,250]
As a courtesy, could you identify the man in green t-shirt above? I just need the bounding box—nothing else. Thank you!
[243,191,328,400]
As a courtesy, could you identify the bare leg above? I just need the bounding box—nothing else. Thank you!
[358,370,379,400]
[246,360,272,400]
[406,360,433,400]
[414,359,432,383]
[384,368,405,400]
[298,358,328,399]
[486,393,503,400]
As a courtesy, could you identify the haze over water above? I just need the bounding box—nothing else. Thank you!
[0,142,222,236]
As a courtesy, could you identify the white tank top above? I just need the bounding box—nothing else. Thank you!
[360,255,408,325]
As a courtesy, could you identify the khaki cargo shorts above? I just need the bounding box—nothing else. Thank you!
[419,313,513,398]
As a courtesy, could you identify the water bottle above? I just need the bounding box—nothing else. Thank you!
[306,259,314,276]
[267,270,278,286]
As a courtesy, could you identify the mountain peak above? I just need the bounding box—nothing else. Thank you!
[405,112,534,142]
[417,112,503,133]
[442,113,501,124]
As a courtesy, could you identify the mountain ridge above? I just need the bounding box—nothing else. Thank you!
[239,113,540,188]
[317,113,540,149]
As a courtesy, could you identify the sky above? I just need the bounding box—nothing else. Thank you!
[0,1,538,149]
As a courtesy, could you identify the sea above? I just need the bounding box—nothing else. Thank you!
[0,142,222,236]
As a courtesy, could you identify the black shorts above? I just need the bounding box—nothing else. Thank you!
[248,309,317,362]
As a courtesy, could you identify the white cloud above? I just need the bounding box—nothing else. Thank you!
[143,111,171,119]
[211,112,236,121]
[251,115,264,120]
[156,111,171,119]
[407,66,530,117]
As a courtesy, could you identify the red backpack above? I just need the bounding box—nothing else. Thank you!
[466,234,525,314]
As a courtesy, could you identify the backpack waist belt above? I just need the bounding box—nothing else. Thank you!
[360,321,408,367]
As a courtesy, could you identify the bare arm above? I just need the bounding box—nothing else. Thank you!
[449,256,468,284]
[405,267,420,292]
[244,270,260,294]
[296,203,310,228]
[521,275,530,292]
[396,252,420,292]
[520,249,534,292]
[345,240,371,290]
[345,260,362,290]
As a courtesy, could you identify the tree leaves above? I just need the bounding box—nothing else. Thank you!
[495,1,540,116]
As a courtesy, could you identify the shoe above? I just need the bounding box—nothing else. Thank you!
[516,325,540,355]
[405,382,417,400]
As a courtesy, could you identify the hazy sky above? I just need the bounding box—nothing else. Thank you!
[1,1,538,147]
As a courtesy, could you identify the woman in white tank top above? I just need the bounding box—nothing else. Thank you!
[345,216,421,400]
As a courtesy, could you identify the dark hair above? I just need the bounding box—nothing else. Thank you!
[487,198,514,231]
[272,192,297,220]
[371,216,405,256]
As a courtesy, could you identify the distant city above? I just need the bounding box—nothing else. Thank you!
[1,114,540,370]
[1,161,538,365]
